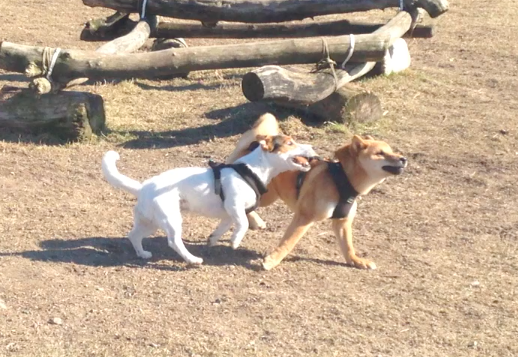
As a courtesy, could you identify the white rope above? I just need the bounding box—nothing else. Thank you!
[46,48,61,80]
[340,34,355,69]
[140,0,148,19]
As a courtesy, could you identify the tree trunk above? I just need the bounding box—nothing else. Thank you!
[0,12,411,83]
[82,0,449,21]
[81,18,435,42]
[242,62,376,105]
[0,87,105,142]
[275,84,382,124]
[153,19,435,39]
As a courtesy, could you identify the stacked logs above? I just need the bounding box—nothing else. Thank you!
[0,0,449,140]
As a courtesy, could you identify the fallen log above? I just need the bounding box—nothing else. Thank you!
[81,18,435,42]
[150,38,190,79]
[83,0,449,22]
[241,12,410,105]
[153,19,436,39]
[0,12,412,83]
[0,87,105,142]
[276,84,382,124]
[242,63,375,105]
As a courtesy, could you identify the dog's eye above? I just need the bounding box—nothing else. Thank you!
[377,151,385,156]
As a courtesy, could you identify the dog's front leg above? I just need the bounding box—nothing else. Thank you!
[207,218,233,246]
[262,213,314,270]
[331,218,376,270]
[224,204,250,249]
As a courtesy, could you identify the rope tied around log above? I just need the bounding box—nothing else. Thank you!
[312,35,355,92]
[313,38,339,92]
[43,47,62,80]
[26,47,62,95]
[340,34,355,69]
[139,0,149,19]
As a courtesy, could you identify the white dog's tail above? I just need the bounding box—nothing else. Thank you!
[102,151,142,196]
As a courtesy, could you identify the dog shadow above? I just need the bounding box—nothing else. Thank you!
[6,236,263,271]
[118,102,273,149]
[118,103,325,150]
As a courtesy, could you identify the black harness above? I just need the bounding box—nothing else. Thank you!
[209,160,268,214]
[296,161,358,219]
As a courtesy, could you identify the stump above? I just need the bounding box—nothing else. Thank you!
[0,87,106,142]
[275,84,382,124]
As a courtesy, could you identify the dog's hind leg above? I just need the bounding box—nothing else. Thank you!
[128,213,157,259]
[158,209,204,265]
[262,212,314,270]
[207,218,233,246]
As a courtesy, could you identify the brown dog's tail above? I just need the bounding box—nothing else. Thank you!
[226,113,281,164]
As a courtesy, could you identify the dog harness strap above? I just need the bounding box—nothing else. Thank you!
[327,161,359,219]
[208,161,267,214]
[294,156,323,199]
[295,172,307,199]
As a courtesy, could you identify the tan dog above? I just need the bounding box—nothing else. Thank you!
[226,113,407,270]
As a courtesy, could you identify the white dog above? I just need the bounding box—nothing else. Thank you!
[101,134,316,264]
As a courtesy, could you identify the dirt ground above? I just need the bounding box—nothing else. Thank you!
[1,0,517,356]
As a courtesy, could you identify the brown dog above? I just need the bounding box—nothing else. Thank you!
[226,113,407,270]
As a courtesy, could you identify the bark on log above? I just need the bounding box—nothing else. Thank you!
[276,84,382,124]
[0,12,411,83]
[153,19,435,39]
[0,87,105,142]
[242,63,375,105]
[82,0,449,21]
[80,11,131,40]
[150,38,190,79]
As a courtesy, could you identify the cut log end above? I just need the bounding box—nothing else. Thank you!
[242,72,265,103]
[341,90,382,124]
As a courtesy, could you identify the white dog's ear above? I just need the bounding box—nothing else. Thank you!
[351,135,367,152]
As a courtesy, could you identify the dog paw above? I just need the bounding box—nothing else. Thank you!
[187,257,204,265]
[249,218,267,230]
[350,257,376,270]
[231,241,241,250]
[262,256,279,271]
[138,251,153,259]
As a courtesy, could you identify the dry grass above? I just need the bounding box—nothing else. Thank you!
[1,0,518,356]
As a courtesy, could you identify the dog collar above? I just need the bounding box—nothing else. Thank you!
[209,160,268,214]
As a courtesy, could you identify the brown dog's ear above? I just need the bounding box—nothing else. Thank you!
[351,135,367,152]
[255,134,272,151]
[363,135,374,140]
